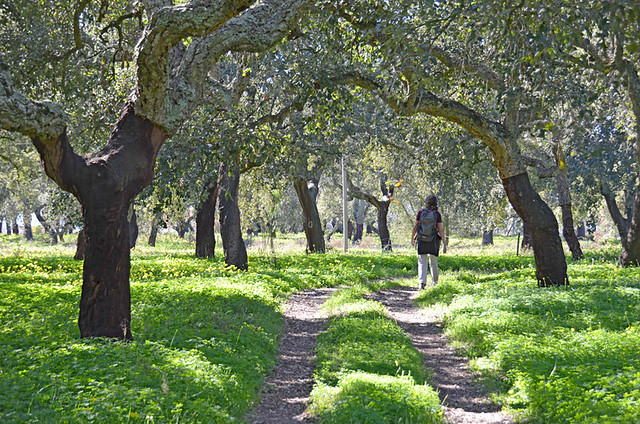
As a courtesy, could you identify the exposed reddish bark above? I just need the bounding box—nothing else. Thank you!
[32,103,166,339]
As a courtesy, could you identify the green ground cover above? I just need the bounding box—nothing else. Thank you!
[308,283,444,423]
[0,235,413,423]
[418,247,640,423]
[2,233,639,423]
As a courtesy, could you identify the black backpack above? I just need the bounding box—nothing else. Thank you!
[417,209,438,242]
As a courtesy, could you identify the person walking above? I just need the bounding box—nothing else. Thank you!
[411,195,446,289]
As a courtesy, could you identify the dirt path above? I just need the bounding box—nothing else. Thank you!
[366,286,513,424]
[248,288,335,424]
[249,284,512,424]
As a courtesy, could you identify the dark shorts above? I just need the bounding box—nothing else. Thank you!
[417,237,440,256]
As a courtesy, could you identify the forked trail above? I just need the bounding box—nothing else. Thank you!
[249,284,512,424]
[366,286,513,424]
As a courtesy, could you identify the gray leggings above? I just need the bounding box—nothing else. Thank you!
[418,254,439,286]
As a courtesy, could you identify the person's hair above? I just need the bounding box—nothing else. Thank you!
[425,195,438,211]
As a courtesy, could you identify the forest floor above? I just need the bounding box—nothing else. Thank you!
[248,283,514,424]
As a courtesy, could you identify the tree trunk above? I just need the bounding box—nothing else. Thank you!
[218,163,247,270]
[346,174,395,251]
[619,186,640,266]
[502,173,568,286]
[6,217,14,234]
[79,196,133,339]
[325,218,339,242]
[148,214,161,247]
[560,203,583,260]
[23,211,33,241]
[351,198,367,245]
[34,209,58,244]
[521,222,533,250]
[12,218,19,235]
[128,207,138,249]
[619,60,640,266]
[195,181,219,258]
[32,103,166,339]
[482,228,494,245]
[176,217,192,238]
[553,142,583,260]
[600,183,631,248]
[293,176,325,253]
[377,203,392,251]
[74,228,86,260]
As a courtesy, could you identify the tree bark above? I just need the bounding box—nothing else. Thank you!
[351,198,366,245]
[23,211,33,241]
[74,228,86,260]
[553,141,583,260]
[325,218,339,242]
[618,60,640,266]
[347,175,394,251]
[148,213,162,247]
[521,222,533,250]
[600,183,630,247]
[32,103,166,339]
[218,163,247,270]
[482,228,494,245]
[176,216,193,238]
[502,173,568,286]
[34,209,58,244]
[293,176,325,253]
[620,185,640,266]
[195,181,219,258]
[128,207,139,249]
[376,202,392,251]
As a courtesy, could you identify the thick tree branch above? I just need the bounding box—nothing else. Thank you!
[333,70,525,178]
[0,63,67,142]
[134,0,256,125]
[135,0,310,133]
[424,45,506,92]
[523,155,557,179]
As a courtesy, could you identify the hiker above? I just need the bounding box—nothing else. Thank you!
[411,195,447,289]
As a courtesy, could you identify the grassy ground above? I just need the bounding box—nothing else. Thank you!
[418,245,640,423]
[1,232,638,423]
[308,282,444,423]
[0,233,413,423]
